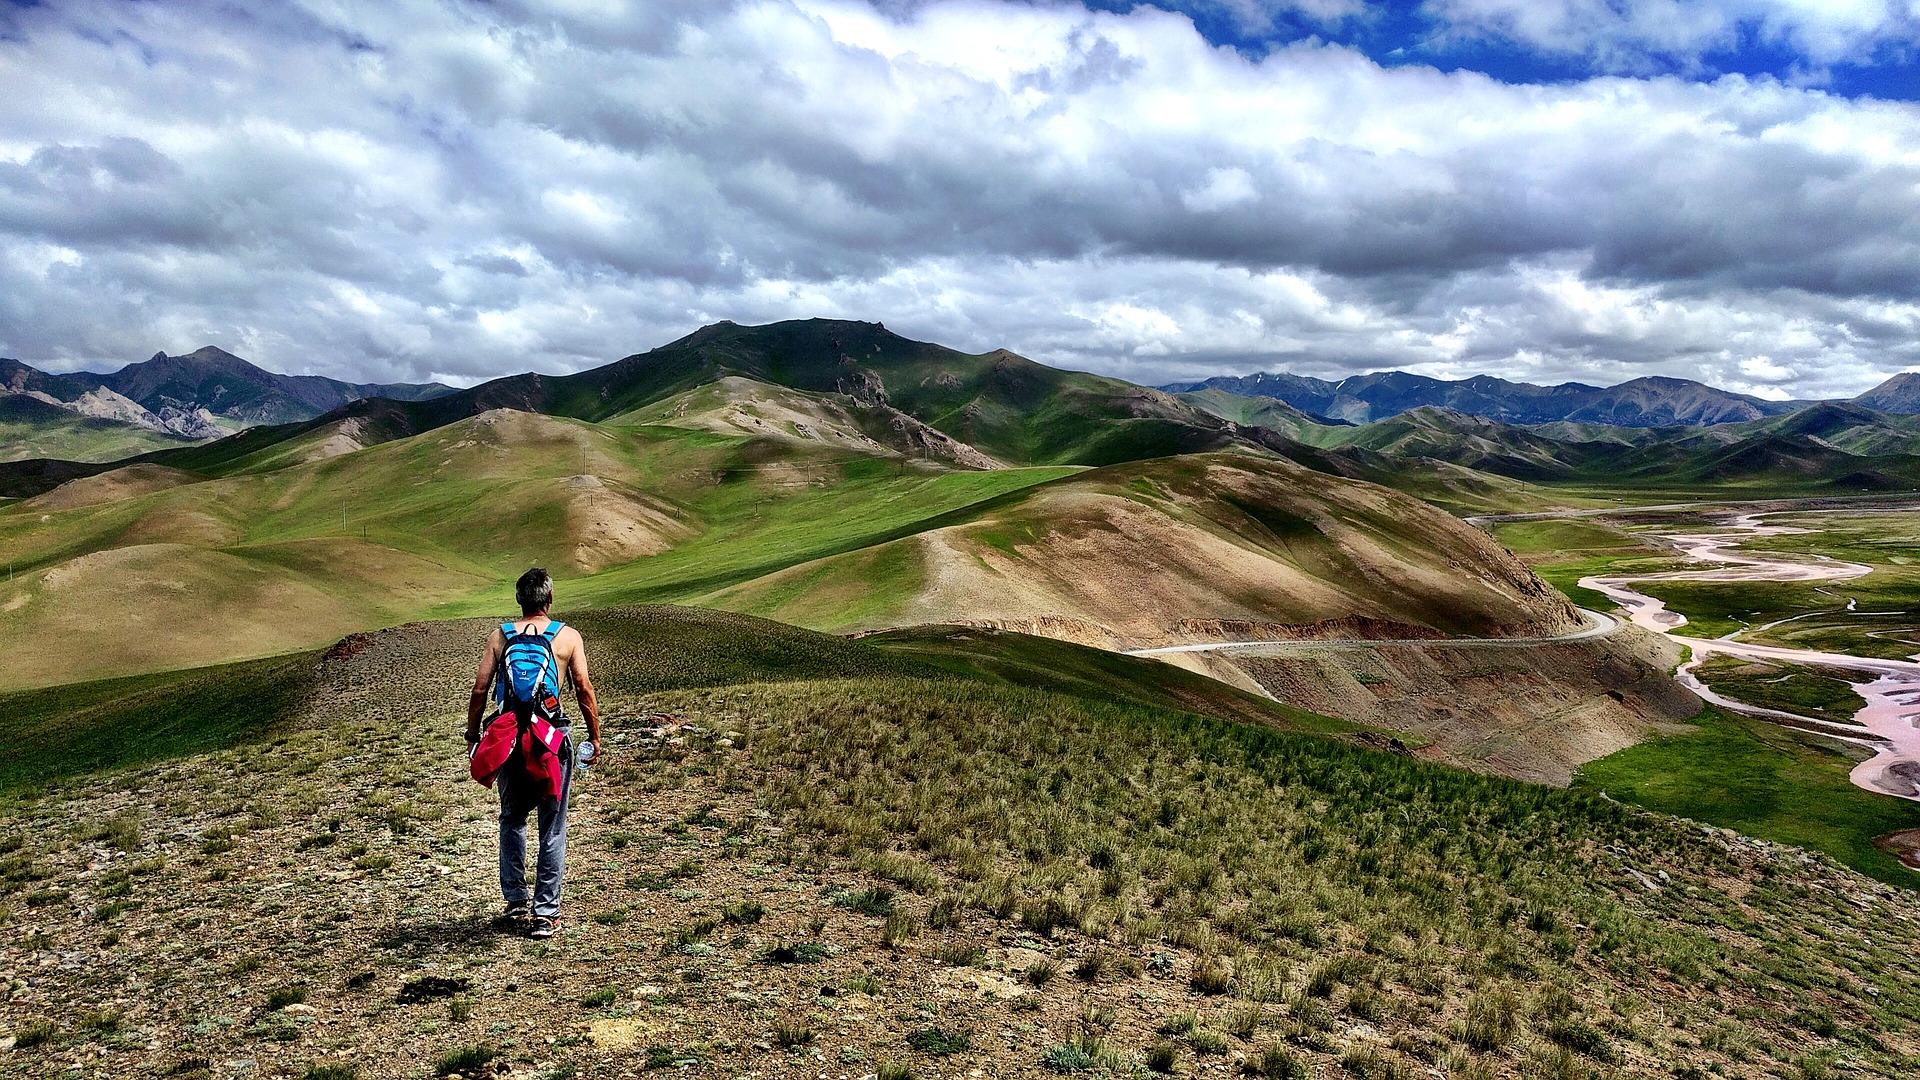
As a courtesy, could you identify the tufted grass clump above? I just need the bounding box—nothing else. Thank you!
[431,1045,494,1077]
[1458,989,1520,1052]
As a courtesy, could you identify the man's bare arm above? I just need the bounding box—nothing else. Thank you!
[466,629,503,743]
[569,636,602,755]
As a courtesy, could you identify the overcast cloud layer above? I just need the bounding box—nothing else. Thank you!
[1,0,1917,398]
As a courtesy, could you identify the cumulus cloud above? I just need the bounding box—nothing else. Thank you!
[0,0,1914,399]
[1422,0,1919,74]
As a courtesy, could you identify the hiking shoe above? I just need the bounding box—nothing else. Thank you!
[500,901,530,924]
[529,915,559,939]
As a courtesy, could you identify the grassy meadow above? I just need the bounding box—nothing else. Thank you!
[1495,504,1920,885]
[1576,705,1920,885]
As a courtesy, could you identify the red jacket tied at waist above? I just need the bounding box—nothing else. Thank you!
[470,712,566,801]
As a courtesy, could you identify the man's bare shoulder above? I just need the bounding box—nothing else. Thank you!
[556,623,587,652]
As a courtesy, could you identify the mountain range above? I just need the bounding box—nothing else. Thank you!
[0,346,453,448]
[1159,369,1920,427]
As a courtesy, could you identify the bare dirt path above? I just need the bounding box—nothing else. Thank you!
[1577,506,1920,801]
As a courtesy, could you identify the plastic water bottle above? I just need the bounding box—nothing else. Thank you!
[576,739,596,775]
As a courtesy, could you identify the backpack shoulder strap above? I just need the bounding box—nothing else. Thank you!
[541,621,564,640]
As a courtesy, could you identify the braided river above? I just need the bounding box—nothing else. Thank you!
[1580,509,1920,801]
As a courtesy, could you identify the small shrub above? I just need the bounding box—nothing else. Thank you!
[876,1063,917,1080]
[882,910,919,947]
[448,998,473,1023]
[1021,896,1075,937]
[1159,1010,1198,1035]
[1191,955,1232,995]
[304,1066,358,1080]
[774,1022,815,1048]
[342,971,376,991]
[581,986,618,1008]
[833,887,896,916]
[14,1020,57,1047]
[1459,989,1519,1052]
[929,941,984,966]
[1545,1018,1618,1063]
[1075,951,1109,982]
[1190,1030,1229,1055]
[906,1027,971,1055]
[843,971,881,995]
[1342,1046,1405,1080]
[1041,1042,1097,1073]
[763,941,829,964]
[642,1046,685,1070]
[265,985,308,1011]
[1290,995,1335,1032]
[432,1045,495,1077]
[1027,959,1058,987]
[79,1009,122,1034]
[723,901,765,925]
[1347,985,1389,1023]
[1225,1004,1266,1039]
[1244,1043,1306,1079]
[1146,1041,1180,1073]
[927,899,958,929]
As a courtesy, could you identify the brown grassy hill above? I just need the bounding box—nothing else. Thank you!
[623,376,1006,471]
[1186,627,1699,786]
[0,409,704,689]
[706,452,1579,649]
[2,608,1916,1079]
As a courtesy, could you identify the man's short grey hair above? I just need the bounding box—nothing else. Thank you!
[516,566,553,615]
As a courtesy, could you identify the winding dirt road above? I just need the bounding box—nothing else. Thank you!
[1580,509,1920,801]
[1125,607,1618,655]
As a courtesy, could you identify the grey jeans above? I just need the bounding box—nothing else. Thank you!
[498,729,573,918]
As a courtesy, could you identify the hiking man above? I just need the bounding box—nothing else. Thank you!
[466,566,602,939]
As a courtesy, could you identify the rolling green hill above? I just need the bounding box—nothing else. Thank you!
[0,396,1570,688]
[0,321,1592,689]
[0,406,1079,688]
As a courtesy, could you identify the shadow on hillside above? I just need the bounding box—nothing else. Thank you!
[374,914,510,955]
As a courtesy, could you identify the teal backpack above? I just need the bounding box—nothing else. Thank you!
[497,620,565,723]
